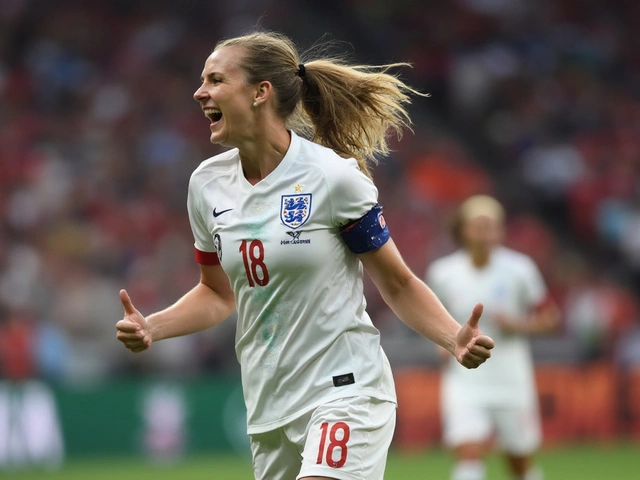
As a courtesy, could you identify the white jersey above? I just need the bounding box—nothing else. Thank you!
[426,247,547,405]
[187,131,396,434]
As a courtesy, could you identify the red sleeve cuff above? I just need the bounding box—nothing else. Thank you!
[194,247,220,265]
[533,294,555,312]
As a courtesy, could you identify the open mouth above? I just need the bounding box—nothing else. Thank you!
[204,108,223,123]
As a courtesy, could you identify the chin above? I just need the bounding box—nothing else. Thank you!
[209,132,227,146]
[212,134,239,150]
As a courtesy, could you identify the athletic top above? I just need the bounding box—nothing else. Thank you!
[187,131,396,434]
[426,246,547,404]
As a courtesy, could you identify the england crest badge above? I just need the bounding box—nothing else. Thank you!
[280,193,312,229]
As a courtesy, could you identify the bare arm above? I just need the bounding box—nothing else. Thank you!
[116,263,235,353]
[495,302,561,335]
[358,239,494,368]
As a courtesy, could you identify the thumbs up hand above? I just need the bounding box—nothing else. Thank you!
[455,303,494,369]
[116,289,152,353]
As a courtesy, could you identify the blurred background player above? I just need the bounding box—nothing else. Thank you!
[426,195,560,480]
[115,31,494,480]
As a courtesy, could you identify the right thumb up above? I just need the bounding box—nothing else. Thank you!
[120,289,139,317]
[115,289,152,353]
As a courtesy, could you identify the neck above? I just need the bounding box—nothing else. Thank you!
[238,122,291,185]
[469,247,491,268]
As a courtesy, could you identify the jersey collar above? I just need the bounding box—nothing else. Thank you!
[237,130,301,191]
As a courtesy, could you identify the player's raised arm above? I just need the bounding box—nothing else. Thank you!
[494,299,561,335]
[115,263,235,352]
[358,239,494,368]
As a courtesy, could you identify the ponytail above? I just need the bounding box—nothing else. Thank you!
[298,59,422,177]
[216,31,426,178]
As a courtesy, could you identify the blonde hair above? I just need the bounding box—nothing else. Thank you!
[459,195,505,223]
[450,195,505,245]
[215,31,425,178]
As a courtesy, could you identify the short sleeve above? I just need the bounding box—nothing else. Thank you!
[328,158,379,227]
[187,173,217,259]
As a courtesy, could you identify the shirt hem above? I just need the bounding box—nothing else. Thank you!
[297,466,366,480]
[246,388,397,435]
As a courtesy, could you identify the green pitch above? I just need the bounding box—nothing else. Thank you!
[1,443,637,479]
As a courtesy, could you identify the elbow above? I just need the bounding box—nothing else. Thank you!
[379,271,416,304]
[222,296,236,318]
[199,279,236,320]
[541,306,562,334]
[216,289,236,317]
[548,314,562,334]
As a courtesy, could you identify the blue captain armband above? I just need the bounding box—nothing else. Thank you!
[340,204,390,254]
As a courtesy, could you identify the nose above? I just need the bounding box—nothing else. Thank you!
[193,84,207,102]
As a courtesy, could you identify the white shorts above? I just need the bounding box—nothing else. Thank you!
[442,396,541,455]
[249,396,396,480]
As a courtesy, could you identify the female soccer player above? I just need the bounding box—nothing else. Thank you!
[116,31,494,480]
[427,195,560,480]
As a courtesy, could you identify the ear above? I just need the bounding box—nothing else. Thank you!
[253,81,272,106]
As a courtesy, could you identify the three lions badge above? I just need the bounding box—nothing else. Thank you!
[280,194,312,229]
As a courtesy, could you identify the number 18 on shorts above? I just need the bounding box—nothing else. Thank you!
[251,396,396,480]
[302,396,395,479]
[316,421,350,468]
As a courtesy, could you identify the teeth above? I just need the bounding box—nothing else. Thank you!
[204,108,222,122]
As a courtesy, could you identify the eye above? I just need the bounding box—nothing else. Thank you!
[212,77,222,85]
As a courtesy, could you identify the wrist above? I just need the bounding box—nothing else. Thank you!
[445,325,461,356]
[145,313,161,342]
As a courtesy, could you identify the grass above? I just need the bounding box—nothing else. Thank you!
[1,443,637,479]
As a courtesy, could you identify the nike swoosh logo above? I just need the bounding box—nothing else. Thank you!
[213,208,233,218]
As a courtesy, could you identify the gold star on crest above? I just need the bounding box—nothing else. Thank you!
[294,184,303,193]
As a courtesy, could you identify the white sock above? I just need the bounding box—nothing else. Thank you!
[516,466,543,480]
[452,460,486,480]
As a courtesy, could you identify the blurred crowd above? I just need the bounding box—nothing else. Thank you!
[1,0,640,385]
